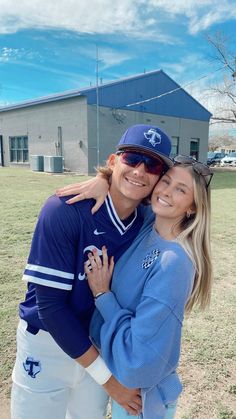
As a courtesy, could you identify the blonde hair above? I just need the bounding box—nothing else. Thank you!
[176,165,213,312]
[96,164,113,180]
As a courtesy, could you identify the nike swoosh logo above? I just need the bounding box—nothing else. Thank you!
[78,273,86,281]
[94,229,106,235]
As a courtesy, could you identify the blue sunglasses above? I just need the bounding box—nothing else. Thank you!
[117,151,166,175]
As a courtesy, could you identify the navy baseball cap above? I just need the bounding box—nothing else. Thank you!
[116,124,173,168]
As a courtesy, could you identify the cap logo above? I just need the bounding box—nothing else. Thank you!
[144,128,162,147]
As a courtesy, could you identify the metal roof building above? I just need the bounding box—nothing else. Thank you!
[0,69,211,173]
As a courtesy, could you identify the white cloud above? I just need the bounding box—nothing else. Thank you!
[148,0,236,34]
[98,49,131,69]
[0,0,234,37]
[0,1,152,36]
[0,47,18,62]
[70,43,132,69]
[0,46,41,62]
[189,7,236,34]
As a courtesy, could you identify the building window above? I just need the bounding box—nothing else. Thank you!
[171,136,179,157]
[9,136,28,163]
[190,138,199,160]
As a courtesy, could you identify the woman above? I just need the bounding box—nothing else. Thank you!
[58,155,213,419]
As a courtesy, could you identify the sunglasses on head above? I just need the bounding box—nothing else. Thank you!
[117,151,166,175]
[173,155,213,188]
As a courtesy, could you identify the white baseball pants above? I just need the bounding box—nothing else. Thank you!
[11,320,109,419]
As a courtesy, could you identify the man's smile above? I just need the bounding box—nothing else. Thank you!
[125,176,146,187]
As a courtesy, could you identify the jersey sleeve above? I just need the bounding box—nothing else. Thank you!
[22,195,80,291]
[36,285,92,358]
[95,249,195,388]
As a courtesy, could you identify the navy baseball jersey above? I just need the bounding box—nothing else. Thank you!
[19,193,144,357]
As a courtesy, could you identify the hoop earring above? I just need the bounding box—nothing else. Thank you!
[186,211,191,219]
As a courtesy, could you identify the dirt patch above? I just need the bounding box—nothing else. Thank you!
[0,398,10,419]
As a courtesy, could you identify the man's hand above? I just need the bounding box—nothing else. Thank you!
[103,376,142,416]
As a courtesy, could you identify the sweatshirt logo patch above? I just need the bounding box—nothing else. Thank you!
[142,249,160,269]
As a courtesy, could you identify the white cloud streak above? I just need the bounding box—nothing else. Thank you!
[0,47,41,62]
[0,1,150,36]
[148,0,236,34]
[0,0,235,37]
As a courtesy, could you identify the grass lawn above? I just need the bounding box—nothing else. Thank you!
[0,167,235,419]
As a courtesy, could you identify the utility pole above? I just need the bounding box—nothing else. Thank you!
[96,45,100,167]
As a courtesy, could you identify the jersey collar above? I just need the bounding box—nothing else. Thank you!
[105,193,138,235]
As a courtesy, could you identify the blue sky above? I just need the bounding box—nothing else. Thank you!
[0,0,235,137]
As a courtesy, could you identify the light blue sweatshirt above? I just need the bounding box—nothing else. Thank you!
[90,215,195,419]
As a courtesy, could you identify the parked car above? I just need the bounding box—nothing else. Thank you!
[207,151,226,166]
[220,152,236,166]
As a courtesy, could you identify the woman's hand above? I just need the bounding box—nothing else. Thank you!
[85,246,114,296]
[56,174,109,214]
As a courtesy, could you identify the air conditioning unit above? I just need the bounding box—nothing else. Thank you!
[44,156,63,173]
[30,155,44,172]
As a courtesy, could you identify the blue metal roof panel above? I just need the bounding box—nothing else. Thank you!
[84,70,211,121]
[0,69,211,121]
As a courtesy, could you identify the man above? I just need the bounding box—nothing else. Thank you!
[11,124,173,419]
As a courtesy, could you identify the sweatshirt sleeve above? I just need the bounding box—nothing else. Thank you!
[96,294,181,388]
[95,249,195,389]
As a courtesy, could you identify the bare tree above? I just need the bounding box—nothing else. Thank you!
[206,32,236,125]
[209,134,236,151]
